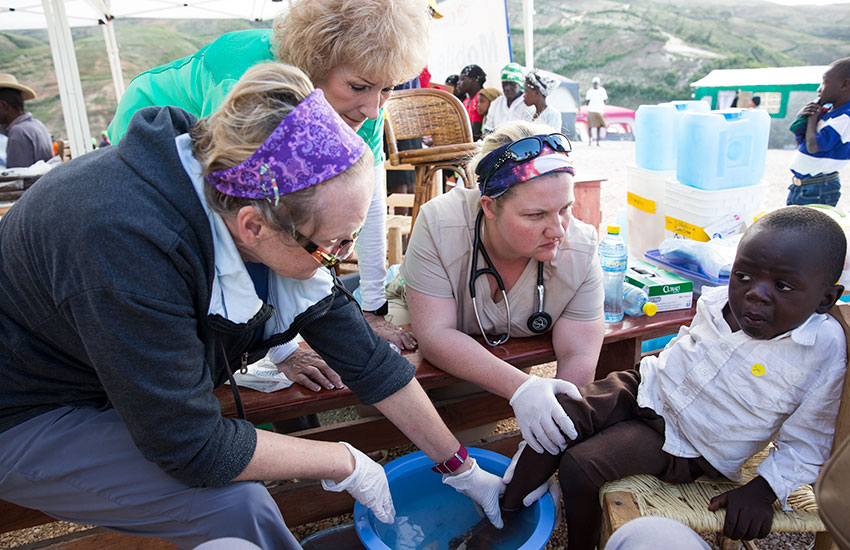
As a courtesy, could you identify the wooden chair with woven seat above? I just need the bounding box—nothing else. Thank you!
[383,88,480,231]
[599,302,850,550]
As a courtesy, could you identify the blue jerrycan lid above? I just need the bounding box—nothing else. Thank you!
[718,109,743,121]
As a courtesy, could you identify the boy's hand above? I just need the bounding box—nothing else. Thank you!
[797,101,822,118]
[708,475,776,540]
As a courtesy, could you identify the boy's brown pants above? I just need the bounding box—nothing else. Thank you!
[554,370,720,550]
[557,369,720,488]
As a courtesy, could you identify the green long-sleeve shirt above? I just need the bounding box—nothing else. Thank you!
[108,29,384,165]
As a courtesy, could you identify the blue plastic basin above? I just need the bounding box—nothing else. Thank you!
[354,448,556,550]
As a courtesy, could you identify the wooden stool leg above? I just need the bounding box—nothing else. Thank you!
[717,534,741,550]
[410,166,432,231]
[600,491,642,549]
[387,226,402,266]
[812,532,834,550]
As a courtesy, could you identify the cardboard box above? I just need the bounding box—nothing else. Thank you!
[625,259,693,312]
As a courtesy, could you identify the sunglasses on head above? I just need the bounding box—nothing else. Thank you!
[290,227,361,268]
[478,133,572,194]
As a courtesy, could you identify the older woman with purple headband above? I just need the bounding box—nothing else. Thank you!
[392,120,605,460]
[0,63,504,548]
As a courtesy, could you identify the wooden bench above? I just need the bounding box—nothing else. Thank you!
[0,305,695,548]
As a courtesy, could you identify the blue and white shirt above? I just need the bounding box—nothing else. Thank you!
[789,101,850,178]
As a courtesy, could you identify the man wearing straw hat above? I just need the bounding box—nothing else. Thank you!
[0,74,52,168]
[483,62,534,136]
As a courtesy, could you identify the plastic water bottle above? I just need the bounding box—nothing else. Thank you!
[623,282,658,317]
[598,225,628,323]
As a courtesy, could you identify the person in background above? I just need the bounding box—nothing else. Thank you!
[475,88,501,135]
[524,70,562,133]
[0,73,52,168]
[585,76,608,146]
[98,132,111,148]
[787,56,850,207]
[457,64,487,141]
[445,74,465,102]
[483,62,533,136]
[750,96,761,109]
[0,62,505,549]
[105,0,431,392]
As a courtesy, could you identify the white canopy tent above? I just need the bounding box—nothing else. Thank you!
[2,0,286,157]
[1,0,533,157]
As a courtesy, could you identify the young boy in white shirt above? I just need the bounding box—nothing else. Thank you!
[454,206,847,550]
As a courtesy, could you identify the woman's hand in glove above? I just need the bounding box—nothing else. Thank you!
[321,442,396,524]
[509,375,581,454]
[442,458,505,528]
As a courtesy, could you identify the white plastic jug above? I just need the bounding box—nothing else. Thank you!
[635,100,710,171]
[676,108,770,190]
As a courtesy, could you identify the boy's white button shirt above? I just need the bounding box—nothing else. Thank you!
[637,286,847,508]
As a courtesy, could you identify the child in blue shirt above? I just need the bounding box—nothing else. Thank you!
[787,57,850,206]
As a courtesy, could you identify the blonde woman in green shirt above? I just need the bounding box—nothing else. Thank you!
[109,0,428,391]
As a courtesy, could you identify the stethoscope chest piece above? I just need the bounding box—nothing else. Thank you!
[527,261,551,333]
[527,310,552,333]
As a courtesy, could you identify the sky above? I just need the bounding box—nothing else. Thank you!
[763,0,849,4]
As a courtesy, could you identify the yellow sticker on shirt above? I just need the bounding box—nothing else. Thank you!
[751,363,765,377]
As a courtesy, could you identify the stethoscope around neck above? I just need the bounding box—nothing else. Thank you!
[469,209,552,347]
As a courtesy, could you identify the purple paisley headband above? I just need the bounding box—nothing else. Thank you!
[206,89,366,205]
[478,141,574,199]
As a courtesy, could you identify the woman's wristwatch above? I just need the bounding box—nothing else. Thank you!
[432,444,469,474]
[363,301,389,316]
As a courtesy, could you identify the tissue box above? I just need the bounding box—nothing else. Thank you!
[625,259,693,312]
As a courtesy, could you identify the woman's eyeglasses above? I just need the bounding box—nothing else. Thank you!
[290,227,361,268]
[478,133,572,193]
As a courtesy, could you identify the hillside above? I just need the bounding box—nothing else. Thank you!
[0,0,848,139]
[507,0,850,106]
[0,18,270,139]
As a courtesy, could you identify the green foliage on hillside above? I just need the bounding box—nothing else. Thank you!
[507,0,850,109]
[0,18,269,137]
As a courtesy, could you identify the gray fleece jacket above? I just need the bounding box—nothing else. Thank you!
[0,106,414,487]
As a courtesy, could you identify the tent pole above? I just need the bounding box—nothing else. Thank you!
[100,16,125,102]
[41,0,93,158]
[87,0,125,103]
[522,0,534,70]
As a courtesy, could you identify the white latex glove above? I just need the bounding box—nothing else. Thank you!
[502,441,562,526]
[509,375,582,454]
[442,458,505,528]
[321,442,396,524]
